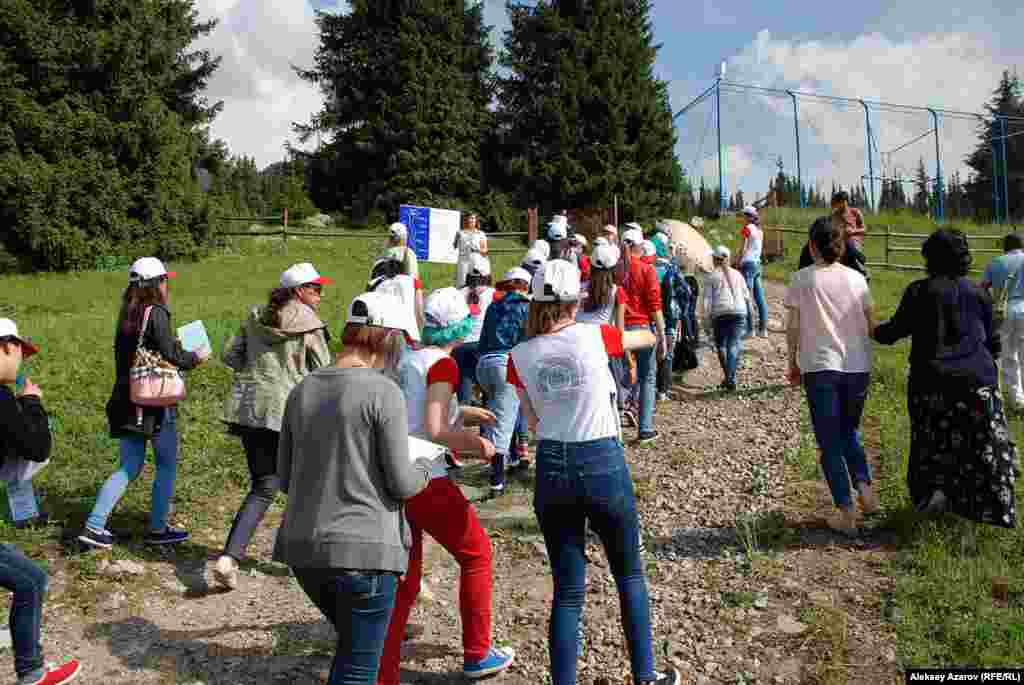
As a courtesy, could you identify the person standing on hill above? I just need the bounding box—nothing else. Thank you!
[79,258,210,550]
[981,232,1024,410]
[0,320,82,685]
[619,229,667,444]
[454,213,488,288]
[213,263,334,591]
[384,222,419,279]
[786,224,878,535]
[738,206,769,338]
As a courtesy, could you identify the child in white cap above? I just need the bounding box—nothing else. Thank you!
[1,319,82,685]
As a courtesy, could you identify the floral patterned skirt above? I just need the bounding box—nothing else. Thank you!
[908,385,1018,528]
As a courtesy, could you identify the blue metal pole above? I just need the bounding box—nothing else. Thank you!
[1000,115,1011,224]
[717,78,726,213]
[860,100,875,212]
[789,90,804,208]
[928,108,943,223]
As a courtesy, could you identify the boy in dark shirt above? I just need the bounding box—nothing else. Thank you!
[0,318,81,685]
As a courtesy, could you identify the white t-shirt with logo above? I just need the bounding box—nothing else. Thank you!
[508,324,624,443]
[460,286,496,344]
[397,347,461,479]
[741,223,763,264]
[784,263,873,374]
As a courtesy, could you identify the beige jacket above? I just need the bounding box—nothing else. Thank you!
[222,300,331,432]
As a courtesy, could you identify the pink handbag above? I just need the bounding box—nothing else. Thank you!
[129,306,186,407]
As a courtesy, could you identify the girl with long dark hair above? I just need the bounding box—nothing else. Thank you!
[79,258,209,549]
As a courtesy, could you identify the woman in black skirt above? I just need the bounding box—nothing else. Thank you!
[874,229,1017,528]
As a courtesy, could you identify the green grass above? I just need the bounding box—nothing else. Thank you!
[0,228,526,608]
[754,215,1024,668]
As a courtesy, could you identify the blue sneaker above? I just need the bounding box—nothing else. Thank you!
[145,526,190,546]
[463,646,515,679]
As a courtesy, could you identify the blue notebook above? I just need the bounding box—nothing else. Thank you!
[177,320,211,353]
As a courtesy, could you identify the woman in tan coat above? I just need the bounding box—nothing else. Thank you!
[214,263,333,590]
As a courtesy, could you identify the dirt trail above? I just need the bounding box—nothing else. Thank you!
[14,280,901,684]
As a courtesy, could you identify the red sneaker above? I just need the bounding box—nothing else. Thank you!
[27,660,81,685]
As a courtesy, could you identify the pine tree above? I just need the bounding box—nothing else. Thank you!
[0,0,222,269]
[965,70,1024,221]
[913,158,931,215]
[497,0,677,217]
[298,0,494,218]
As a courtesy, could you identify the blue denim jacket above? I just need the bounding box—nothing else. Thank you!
[654,259,691,331]
[477,292,530,357]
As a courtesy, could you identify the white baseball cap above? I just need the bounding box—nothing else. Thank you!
[389,222,408,240]
[530,240,551,259]
[571,234,588,248]
[591,244,621,270]
[742,205,759,219]
[468,253,491,278]
[522,249,547,270]
[532,259,582,303]
[346,291,420,342]
[424,287,471,329]
[712,245,731,260]
[594,236,610,247]
[0,318,39,358]
[280,263,333,289]
[621,228,644,246]
[501,267,532,284]
[547,221,568,241]
[641,240,656,258]
[624,222,643,232]
[128,257,175,284]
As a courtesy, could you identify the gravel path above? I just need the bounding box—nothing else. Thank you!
[19,280,902,684]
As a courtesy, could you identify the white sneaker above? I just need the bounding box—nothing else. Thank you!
[213,555,239,591]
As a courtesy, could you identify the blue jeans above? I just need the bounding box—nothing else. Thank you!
[740,261,768,335]
[712,315,745,385]
[625,326,656,434]
[453,343,480,404]
[0,544,47,680]
[293,569,398,685]
[534,438,656,685]
[803,371,872,508]
[476,353,521,488]
[87,409,178,533]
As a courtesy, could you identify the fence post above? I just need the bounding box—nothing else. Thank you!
[282,207,289,251]
[884,225,890,268]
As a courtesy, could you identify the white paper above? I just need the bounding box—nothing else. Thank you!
[427,208,461,264]
[408,436,447,463]
[177,320,211,352]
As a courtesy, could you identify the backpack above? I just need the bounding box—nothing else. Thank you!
[656,261,683,326]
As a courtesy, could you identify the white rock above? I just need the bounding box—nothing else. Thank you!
[775,614,807,635]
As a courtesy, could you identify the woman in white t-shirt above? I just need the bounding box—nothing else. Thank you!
[738,206,769,337]
[508,260,679,685]
[454,213,488,288]
[380,288,514,684]
[785,220,878,536]
[454,254,497,404]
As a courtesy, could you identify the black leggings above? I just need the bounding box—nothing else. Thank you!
[223,427,281,561]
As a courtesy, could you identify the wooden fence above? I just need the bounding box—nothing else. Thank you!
[764,225,1002,274]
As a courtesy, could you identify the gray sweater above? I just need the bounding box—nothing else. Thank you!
[272,367,431,572]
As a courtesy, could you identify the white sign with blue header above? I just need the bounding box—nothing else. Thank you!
[399,204,461,264]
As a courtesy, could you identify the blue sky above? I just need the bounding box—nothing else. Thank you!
[196,0,1022,205]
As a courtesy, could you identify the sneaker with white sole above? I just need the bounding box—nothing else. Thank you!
[639,668,682,685]
[213,555,239,591]
[22,659,82,685]
[77,527,114,550]
[463,646,514,679]
[145,526,190,546]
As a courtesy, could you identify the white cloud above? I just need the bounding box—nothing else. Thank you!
[701,29,1014,199]
[195,0,326,167]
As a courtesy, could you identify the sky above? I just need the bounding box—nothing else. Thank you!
[192,0,1023,203]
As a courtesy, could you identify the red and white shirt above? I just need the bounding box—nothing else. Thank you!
[397,347,460,479]
[508,324,624,443]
